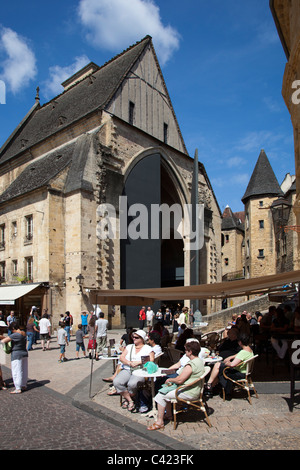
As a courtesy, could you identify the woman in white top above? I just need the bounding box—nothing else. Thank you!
[113,329,154,412]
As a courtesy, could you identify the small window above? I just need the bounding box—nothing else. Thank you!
[0,224,5,249]
[258,249,264,258]
[259,201,263,207]
[26,257,33,281]
[224,258,229,266]
[225,234,229,243]
[12,260,18,276]
[129,101,135,125]
[25,215,33,242]
[259,220,264,229]
[163,123,168,144]
[0,261,5,282]
[12,221,17,237]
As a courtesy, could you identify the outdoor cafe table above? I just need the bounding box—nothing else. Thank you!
[132,367,167,418]
[99,354,119,373]
[204,355,223,365]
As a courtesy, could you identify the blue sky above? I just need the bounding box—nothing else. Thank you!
[0,0,295,214]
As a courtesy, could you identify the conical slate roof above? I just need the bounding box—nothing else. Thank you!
[241,149,283,204]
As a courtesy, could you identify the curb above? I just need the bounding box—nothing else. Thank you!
[70,359,197,451]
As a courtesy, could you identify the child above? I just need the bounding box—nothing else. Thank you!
[57,321,68,363]
[75,324,86,359]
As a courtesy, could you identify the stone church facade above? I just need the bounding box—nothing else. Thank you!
[0,36,222,329]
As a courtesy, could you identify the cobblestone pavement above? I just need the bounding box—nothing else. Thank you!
[1,330,300,451]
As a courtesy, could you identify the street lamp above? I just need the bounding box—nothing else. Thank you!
[76,273,84,294]
[270,196,291,232]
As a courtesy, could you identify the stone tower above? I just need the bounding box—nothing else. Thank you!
[242,150,283,279]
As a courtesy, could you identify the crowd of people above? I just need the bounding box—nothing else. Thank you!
[1,299,299,429]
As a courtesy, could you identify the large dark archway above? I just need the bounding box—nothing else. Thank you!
[121,153,185,327]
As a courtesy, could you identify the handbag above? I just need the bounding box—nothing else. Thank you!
[158,383,178,394]
[129,345,142,372]
[3,341,12,354]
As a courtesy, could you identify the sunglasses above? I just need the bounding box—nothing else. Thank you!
[132,335,140,339]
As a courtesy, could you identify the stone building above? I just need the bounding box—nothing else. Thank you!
[242,149,283,279]
[270,0,300,269]
[0,36,222,329]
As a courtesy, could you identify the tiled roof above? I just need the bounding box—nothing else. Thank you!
[222,206,244,232]
[0,36,152,165]
[0,134,93,204]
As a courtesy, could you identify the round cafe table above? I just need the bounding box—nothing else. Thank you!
[204,355,223,365]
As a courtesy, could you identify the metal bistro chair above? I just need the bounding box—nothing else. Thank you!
[171,366,212,429]
[200,331,221,351]
[222,354,259,405]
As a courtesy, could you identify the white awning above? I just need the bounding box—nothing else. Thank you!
[0,283,41,305]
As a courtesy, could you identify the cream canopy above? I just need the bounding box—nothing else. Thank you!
[89,270,300,306]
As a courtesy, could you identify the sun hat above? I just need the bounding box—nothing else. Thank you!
[134,330,147,341]
[0,321,7,327]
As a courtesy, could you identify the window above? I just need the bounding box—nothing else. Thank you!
[225,234,229,243]
[259,220,264,229]
[163,123,168,144]
[25,257,33,281]
[224,258,229,266]
[12,221,17,238]
[25,215,33,242]
[258,249,264,258]
[0,224,5,249]
[259,201,263,207]
[12,260,18,276]
[0,262,5,282]
[129,101,135,125]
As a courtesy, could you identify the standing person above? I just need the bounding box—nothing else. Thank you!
[87,316,97,359]
[39,313,51,351]
[146,307,155,332]
[81,310,89,335]
[75,324,87,359]
[64,311,72,343]
[138,306,146,330]
[26,316,39,351]
[95,312,108,360]
[164,308,171,326]
[6,311,16,336]
[57,321,68,363]
[178,307,188,327]
[1,321,28,394]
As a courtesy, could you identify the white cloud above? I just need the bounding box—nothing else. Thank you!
[0,27,37,94]
[77,0,180,65]
[43,55,90,98]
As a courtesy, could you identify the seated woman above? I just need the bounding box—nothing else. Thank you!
[205,332,253,398]
[147,340,205,431]
[113,329,154,412]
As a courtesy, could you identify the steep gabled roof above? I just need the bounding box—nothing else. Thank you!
[0,36,153,165]
[241,149,283,204]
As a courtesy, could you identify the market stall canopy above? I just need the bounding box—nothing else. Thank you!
[0,283,41,305]
[89,270,300,306]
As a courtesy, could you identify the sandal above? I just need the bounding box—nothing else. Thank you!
[102,378,113,383]
[121,400,129,409]
[147,422,165,431]
[10,389,22,394]
[127,401,135,412]
[107,387,119,396]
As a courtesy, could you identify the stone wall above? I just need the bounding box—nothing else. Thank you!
[198,293,272,333]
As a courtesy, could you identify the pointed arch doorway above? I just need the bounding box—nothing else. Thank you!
[121,153,185,327]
